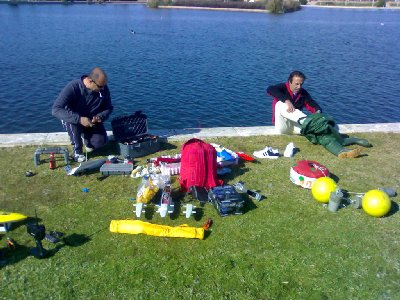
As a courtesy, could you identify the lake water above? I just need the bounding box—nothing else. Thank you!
[0,4,399,133]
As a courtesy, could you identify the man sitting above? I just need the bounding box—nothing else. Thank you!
[267,71,371,158]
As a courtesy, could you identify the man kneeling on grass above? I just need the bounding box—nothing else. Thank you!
[266,70,371,158]
[52,67,113,162]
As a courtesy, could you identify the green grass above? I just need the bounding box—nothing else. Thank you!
[1,133,399,299]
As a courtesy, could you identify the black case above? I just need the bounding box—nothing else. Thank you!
[208,185,244,217]
[111,111,160,158]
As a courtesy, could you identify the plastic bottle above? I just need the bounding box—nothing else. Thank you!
[49,152,56,170]
[233,181,262,201]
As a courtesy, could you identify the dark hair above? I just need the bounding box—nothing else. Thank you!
[288,70,306,83]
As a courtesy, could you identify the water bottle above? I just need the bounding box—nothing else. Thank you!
[233,181,262,201]
[49,152,56,170]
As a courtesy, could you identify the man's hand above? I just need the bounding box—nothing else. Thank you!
[92,116,102,124]
[285,100,295,113]
[79,117,93,127]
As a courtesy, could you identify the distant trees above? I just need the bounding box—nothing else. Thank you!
[266,0,301,13]
[266,0,284,13]
[147,0,301,12]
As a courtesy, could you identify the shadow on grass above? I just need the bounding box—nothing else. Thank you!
[203,229,212,240]
[330,172,340,184]
[159,141,179,152]
[0,243,31,269]
[243,195,258,213]
[0,231,93,269]
[386,201,399,217]
[90,141,120,157]
[62,233,92,247]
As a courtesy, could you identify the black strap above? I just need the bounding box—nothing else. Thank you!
[298,116,307,126]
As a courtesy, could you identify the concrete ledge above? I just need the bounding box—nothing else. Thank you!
[0,123,399,147]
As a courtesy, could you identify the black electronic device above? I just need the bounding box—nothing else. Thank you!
[26,211,48,259]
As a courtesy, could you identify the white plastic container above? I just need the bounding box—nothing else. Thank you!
[160,162,181,176]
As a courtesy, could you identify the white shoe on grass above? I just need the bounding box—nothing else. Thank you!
[253,147,280,159]
[284,142,296,158]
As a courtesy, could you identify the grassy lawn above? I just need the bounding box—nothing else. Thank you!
[0,132,399,299]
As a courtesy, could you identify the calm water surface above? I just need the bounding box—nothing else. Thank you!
[0,4,399,133]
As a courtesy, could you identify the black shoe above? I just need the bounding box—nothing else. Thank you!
[45,231,64,243]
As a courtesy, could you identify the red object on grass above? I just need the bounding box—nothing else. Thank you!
[49,152,56,170]
[236,151,254,162]
[202,218,213,230]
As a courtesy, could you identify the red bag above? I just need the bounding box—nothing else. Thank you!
[179,138,223,192]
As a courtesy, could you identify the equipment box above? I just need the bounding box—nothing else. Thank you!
[208,185,244,217]
[100,162,134,176]
[111,111,160,158]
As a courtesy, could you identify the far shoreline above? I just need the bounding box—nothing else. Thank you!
[2,1,400,10]
[305,3,400,9]
[160,4,400,12]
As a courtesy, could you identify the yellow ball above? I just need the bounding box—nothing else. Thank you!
[311,177,337,203]
[362,189,391,217]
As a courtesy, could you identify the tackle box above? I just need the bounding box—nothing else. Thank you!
[100,162,134,176]
[111,111,160,158]
[208,185,244,217]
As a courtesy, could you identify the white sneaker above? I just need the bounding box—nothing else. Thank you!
[253,147,280,159]
[73,154,86,163]
[85,146,94,153]
[284,142,296,158]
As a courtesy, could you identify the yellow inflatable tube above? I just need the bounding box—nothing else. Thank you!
[110,220,204,240]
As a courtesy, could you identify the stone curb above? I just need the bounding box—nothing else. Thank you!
[0,123,399,148]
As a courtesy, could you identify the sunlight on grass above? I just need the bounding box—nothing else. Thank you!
[0,133,399,299]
